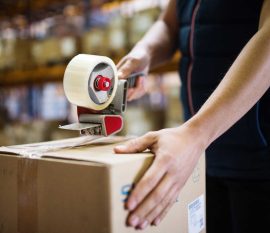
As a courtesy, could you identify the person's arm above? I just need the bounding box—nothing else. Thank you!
[114,0,270,230]
[189,0,270,146]
[117,0,178,100]
[130,0,178,68]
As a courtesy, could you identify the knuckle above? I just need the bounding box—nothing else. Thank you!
[142,177,153,187]
[128,190,140,205]
[130,194,139,204]
[170,172,180,183]
[161,196,170,207]
[158,153,173,167]
[125,58,137,67]
[121,63,134,73]
[152,191,163,204]
[129,139,141,152]
[121,66,131,74]
[129,57,139,63]
[145,131,156,139]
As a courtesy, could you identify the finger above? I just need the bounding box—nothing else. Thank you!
[127,88,135,100]
[125,154,170,212]
[117,59,137,79]
[114,132,156,154]
[116,56,127,70]
[144,182,179,227]
[127,174,177,229]
[152,191,180,226]
[128,83,146,101]
[127,76,145,101]
[117,60,129,79]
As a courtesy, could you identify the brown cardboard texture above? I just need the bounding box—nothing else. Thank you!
[0,136,205,233]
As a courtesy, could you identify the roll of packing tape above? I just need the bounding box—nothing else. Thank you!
[63,54,118,110]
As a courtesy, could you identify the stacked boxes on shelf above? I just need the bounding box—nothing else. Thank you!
[0,2,163,71]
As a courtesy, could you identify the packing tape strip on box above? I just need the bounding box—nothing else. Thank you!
[63,54,118,111]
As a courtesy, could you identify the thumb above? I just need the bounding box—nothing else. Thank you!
[114,133,156,154]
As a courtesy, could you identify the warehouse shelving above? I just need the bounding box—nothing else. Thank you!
[0,53,180,86]
[0,0,177,87]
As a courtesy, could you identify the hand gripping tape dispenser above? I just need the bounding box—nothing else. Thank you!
[60,54,143,136]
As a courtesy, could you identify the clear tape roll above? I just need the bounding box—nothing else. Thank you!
[63,54,118,110]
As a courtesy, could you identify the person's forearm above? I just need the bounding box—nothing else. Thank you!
[188,2,270,148]
[134,21,177,68]
[132,0,178,69]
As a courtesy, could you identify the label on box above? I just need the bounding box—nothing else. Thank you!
[188,195,205,233]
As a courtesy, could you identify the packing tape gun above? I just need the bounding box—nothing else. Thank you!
[59,54,145,136]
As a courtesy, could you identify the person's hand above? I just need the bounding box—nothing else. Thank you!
[117,47,151,101]
[114,124,205,230]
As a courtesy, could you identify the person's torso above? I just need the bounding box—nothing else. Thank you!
[177,0,270,179]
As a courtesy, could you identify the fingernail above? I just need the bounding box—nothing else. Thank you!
[129,215,139,227]
[127,199,137,211]
[153,218,161,226]
[139,220,149,230]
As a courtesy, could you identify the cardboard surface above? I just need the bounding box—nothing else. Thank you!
[0,136,206,233]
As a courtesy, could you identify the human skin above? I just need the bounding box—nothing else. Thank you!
[115,0,270,230]
[116,0,178,101]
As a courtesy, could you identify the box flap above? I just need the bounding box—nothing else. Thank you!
[0,136,153,165]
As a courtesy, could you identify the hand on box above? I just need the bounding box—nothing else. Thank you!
[114,125,204,230]
[117,48,150,101]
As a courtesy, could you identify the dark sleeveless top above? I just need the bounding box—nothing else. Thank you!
[177,0,270,178]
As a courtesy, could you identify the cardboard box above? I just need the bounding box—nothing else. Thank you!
[0,136,205,233]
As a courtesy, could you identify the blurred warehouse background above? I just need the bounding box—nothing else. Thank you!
[0,0,183,146]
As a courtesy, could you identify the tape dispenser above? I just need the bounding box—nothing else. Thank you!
[60,54,143,136]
